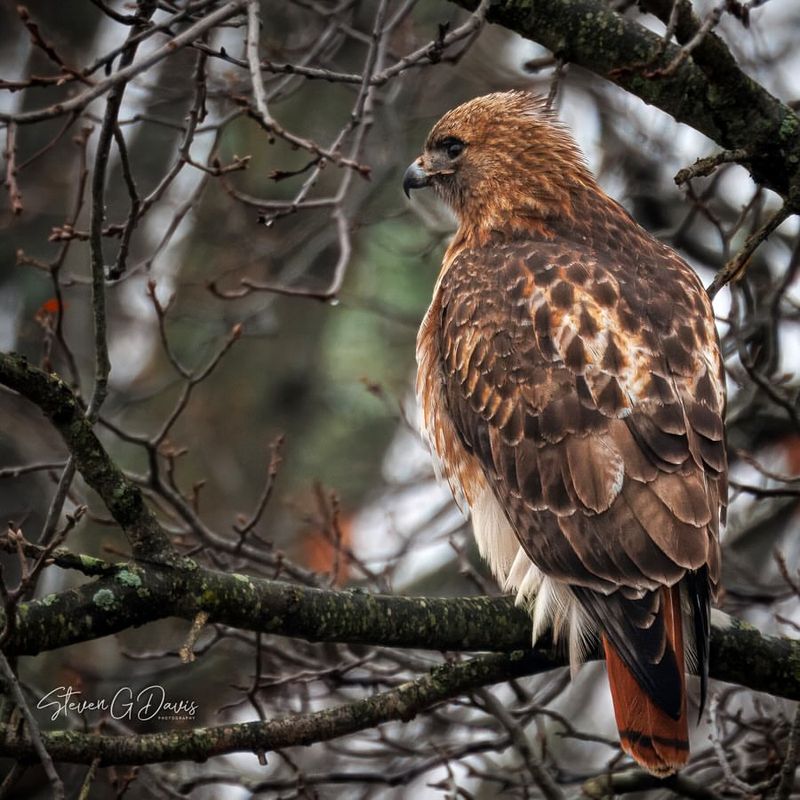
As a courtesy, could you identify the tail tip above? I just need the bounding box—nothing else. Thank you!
[618,729,689,776]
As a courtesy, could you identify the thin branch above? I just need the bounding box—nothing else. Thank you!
[0,461,67,479]
[475,688,564,800]
[0,651,64,798]
[245,0,273,126]
[242,106,371,177]
[107,124,141,279]
[709,692,757,794]
[76,758,101,800]
[0,531,118,576]
[730,481,800,498]
[37,459,76,548]
[3,123,23,214]
[0,2,248,125]
[775,703,800,800]
[373,0,491,85]
[179,611,210,663]
[86,3,156,421]
[674,148,751,185]
[707,204,793,299]
[236,208,351,300]
[234,435,285,538]
[0,763,27,800]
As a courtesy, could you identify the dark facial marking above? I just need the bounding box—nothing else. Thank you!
[437,136,465,160]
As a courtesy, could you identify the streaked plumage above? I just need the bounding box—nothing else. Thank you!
[406,91,726,776]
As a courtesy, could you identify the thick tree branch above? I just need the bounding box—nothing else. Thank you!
[2,557,799,706]
[451,0,800,202]
[0,650,555,766]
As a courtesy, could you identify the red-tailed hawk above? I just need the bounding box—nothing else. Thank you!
[404,91,725,776]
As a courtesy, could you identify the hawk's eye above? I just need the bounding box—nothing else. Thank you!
[440,137,465,160]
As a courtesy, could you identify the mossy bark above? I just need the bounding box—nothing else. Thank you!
[5,561,800,704]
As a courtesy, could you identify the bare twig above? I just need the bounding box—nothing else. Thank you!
[85,3,157,421]
[76,758,101,800]
[107,124,141,279]
[709,693,758,794]
[475,688,565,800]
[0,762,27,800]
[3,123,23,214]
[234,435,285,538]
[245,0,273,127]
[675,148,751,185]
[0,651,64,798]
[180,611,210,663]
[775,703,800,800]
[372,0,491,85]
[707,204,793,299]
[0,2,248,125]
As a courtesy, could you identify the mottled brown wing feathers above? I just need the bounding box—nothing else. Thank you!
[437,237,726,714]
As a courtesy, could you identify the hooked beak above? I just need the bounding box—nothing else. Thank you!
[403,161,430,198]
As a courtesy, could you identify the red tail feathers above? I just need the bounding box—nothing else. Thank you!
[603,586,689,776]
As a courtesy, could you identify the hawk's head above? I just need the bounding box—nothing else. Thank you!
[403,91,594,238]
